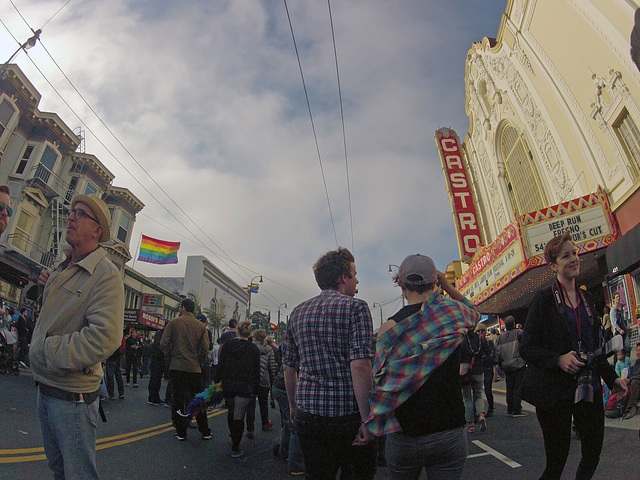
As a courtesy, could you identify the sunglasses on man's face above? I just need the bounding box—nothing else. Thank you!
[0,201,12,217]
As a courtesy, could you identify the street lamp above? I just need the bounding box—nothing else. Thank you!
[277,303,287,344]
[1,29,42,77]
[245,275,263,320]
[388,265,405,306]
[372,302,383,327]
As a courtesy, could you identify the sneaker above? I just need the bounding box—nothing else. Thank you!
[512,412,528,418]
[465,423,475,433]
[164,402,171,408]
[119,394,125,400]
[202,433,213,440]
[486,408,494,418]
[175,434,186,441]
[148,400,163,406]
[231,449,244,458]
[479,416,487,432]
[126,382,130,386]
[133,384,139,388]
[109,397,116,401]
[246,431,255,439]
[506,412,513,417]
[262,420,273,431]
[289,471,305,476]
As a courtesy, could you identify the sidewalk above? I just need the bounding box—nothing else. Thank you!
[491,384,640,431]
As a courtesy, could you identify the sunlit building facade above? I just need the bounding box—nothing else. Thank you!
[457,0,640,329]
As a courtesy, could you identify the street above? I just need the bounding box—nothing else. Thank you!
[1,370,638,480]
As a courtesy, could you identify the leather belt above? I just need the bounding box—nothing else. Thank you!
[38,383,100,404]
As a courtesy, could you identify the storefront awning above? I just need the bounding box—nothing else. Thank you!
[606,221,640,277]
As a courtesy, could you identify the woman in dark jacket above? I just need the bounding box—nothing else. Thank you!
[214,320,260,458]
[520,232,627,480]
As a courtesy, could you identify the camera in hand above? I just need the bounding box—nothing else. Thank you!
[574,335,623,404]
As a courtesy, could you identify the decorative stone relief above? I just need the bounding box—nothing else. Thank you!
[513,39,535,75]
[512,0,527,27]
[590,70,631,180]
[486,49,573,201]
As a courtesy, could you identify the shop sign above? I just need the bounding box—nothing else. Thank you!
[435,128,482,259]
[142,294,164,307]
[138,310,165,330]
[124,309,138,323]
[458,222,526,302]
[123,308,165,330]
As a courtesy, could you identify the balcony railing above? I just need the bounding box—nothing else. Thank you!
[25,163,74,205]
[6,232,58,269]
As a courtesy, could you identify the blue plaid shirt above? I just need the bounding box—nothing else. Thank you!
[283,289,374,417]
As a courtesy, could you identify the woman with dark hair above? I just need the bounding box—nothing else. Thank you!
[519,232,627,480]
[215,320,260,458]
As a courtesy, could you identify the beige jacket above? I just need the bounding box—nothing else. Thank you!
[30,247,124,393]
[160,312,209,372]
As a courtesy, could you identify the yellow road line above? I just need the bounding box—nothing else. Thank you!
[0,408,226,464]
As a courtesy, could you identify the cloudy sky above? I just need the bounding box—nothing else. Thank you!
[1,0,507,324]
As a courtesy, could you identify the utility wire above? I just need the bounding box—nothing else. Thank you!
[2,4,266,284]
[41,0,72,29]
[327,0,355,255]
[0,15,285,303]
[283,0,339,249]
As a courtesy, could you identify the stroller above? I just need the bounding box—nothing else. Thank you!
[0,327,20,375]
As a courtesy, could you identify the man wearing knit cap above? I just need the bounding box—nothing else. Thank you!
[30,194,124,480]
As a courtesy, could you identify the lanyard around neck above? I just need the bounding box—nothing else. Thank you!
[557,280,583,346]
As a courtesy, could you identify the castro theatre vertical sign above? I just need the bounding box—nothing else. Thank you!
[435,127,482,259]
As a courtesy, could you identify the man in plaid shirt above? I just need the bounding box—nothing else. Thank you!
[283,247,376,480]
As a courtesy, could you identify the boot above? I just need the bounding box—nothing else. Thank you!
[624,406,637,420]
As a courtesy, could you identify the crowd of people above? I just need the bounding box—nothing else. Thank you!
[0,185,636,480]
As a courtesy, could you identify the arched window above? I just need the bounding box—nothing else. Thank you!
[499,124,547,215]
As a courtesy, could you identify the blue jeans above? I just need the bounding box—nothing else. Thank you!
[462,373,485,423]
[272,385,305,473]
[386,427,467,480]
[37,390,100,480]
[505,367,526,415]
[294,410,377,480]
[105,356,124,398]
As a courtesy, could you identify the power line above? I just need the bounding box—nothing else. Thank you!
[41,0,73,29]
[327,0,355,255]
[283,0,339,249]
[0,14,288,302]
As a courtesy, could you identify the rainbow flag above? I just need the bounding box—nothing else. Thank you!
[269,322,277,331]
[138,234,180,265]
[243,283,260,294]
